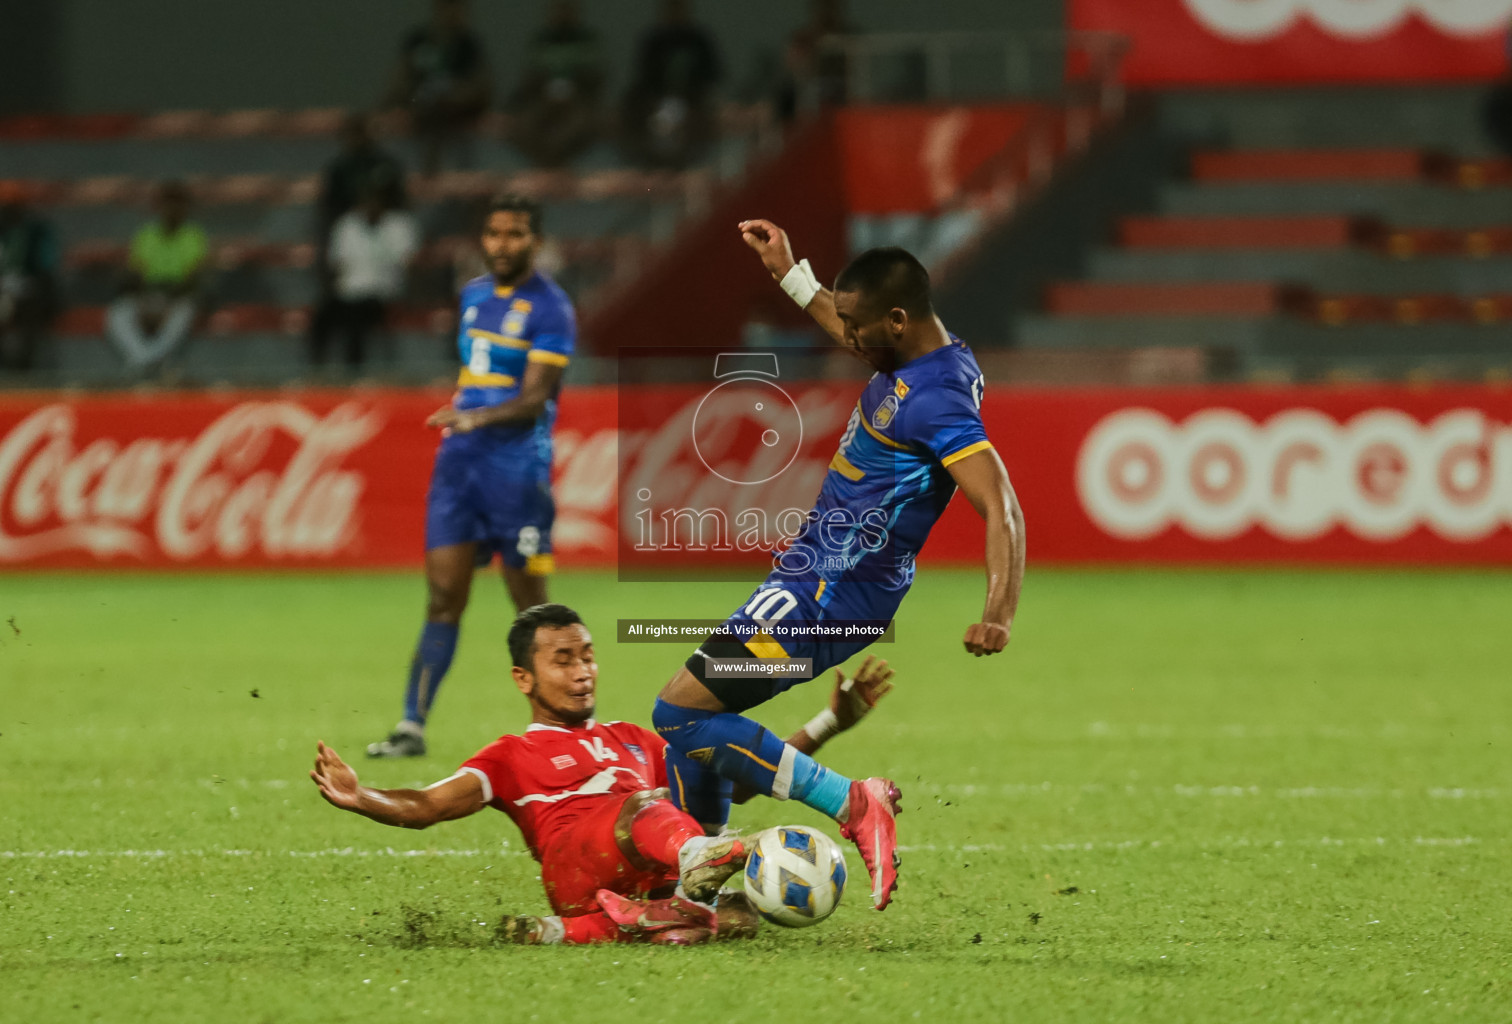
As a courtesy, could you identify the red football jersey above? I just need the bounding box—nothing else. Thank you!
[459,719,668,861]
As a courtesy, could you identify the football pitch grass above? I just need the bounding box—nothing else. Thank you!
[3,567,1510,1022]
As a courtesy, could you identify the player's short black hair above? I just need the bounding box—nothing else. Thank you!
[833,246,933,320]
[508,603,584,670]
[486,192,543,236]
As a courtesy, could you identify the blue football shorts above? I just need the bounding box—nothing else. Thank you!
[424,431,555,573]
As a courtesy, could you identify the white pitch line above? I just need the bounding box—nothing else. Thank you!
[914,783,1503,800]
[37,779,1507,801]
[0,847,529,860]
[0,836,1486,861]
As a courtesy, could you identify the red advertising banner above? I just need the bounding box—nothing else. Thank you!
[3,384,1512,569]
[1070,0,1510,85]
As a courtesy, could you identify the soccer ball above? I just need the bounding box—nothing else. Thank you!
[742,825,847,927]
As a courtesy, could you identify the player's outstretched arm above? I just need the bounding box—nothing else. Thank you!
[946,447,1026,657]
[738,219,846,346]
[729,657,895,805]
[309,741,486,829]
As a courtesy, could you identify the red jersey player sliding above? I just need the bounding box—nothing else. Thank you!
[311,603,893,945]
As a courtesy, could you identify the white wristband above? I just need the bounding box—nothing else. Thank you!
[779,258,822,309]
[803,707,840,744]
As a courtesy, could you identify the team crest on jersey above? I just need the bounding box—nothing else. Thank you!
[462,306,478,324]
[502,310,527,337]
[550,754,577,770]
[623,743,648,765]
[686,747,716,766]
[872,395,899,431]
[894,377,910,400]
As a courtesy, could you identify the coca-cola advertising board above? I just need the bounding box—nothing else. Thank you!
[1070,0,1510,85]
[3,384,1512,570]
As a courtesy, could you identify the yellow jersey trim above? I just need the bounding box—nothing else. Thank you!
[828,451,864,481]
[467,328,531,350]
[731,744,779,773]
[527,349,570,367]
[525,554,556,576]
[941,440,994,468]
[815,580,827,601]
[744,630,788,660]
[493,285,515,299]
[457,368,517,388]
[857,400,913,451]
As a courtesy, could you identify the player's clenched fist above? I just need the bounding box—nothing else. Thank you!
[962,622,1010,657]
[738,219,797,280]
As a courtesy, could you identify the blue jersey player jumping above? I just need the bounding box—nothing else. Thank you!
[653,220,1027,910]
[368,194,576,758]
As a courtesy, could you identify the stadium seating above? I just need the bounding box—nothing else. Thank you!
[0,107,763,388]
[1014,86,1512,382]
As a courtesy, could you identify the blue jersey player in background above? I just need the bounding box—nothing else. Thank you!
[369,194,575,758]
[652,219,1027,909]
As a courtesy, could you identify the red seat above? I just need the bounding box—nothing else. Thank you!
[1046,281,1282,316]
[1191,149,1425,182]
[1119,215,1355,249]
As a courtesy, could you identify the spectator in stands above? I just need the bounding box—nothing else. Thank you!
[620,0,722,169]
[776,0,854,123]
[504,0,606,168]
[386,0,491,176]
[309,186,419,372]
[0,183,60,372]
[106,181,206,377]
[318,113,408,246]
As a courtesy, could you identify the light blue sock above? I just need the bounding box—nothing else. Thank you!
[787,753,852,819]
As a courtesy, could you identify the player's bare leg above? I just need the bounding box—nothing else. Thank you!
[656,665,904,909]
[368,542,476,758]
[501,562,548,613]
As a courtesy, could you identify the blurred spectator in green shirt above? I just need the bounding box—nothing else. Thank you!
[107,181,207,376]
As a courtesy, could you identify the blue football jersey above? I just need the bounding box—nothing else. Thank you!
[450,270,576,471]
[782,337,990,588]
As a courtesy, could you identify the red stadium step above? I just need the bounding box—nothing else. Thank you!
[1305,293,1512,325]
[1117,217,1512,258]
[55,304,453,337]
[1119,215,1357,249]
[0,113,143,140]
[1365,226,1512,258]
[0,169,707,208]
[1046,281,1284,316]
[1191,149,1426,182]
[61,236,643,272]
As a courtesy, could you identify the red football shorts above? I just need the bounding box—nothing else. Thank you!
[539,794,677,916]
